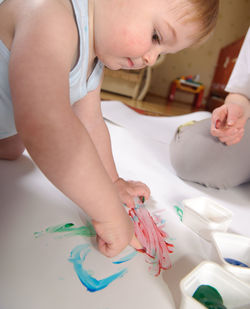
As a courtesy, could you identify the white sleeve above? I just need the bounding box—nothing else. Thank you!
[225,27,250,100]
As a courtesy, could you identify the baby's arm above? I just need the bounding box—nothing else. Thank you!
[211,93,250,145]
[9,4,133,257]
[72,83,120,184]
[73,85,150,208]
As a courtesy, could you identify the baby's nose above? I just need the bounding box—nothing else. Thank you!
[143,51,159,66]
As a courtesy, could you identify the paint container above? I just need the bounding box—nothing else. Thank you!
[212,231,250,284]
[182,197,233,241]
[180,261,250,309]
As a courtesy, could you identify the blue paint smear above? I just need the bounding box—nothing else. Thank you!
[113,251,137,264]
[68,244,127,292]
[225,258,249,268]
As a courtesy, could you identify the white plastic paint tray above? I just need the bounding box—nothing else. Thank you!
[212,231,250,284]
[180,261,250,309]
[182,197,233,241]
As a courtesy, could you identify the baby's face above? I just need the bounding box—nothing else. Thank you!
[94,0,199,70]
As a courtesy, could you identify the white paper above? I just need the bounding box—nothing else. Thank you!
[0,101,249,309]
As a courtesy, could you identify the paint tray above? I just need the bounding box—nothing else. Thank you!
[212,231,250,284]
[180,261,250,309]
[182,197,233,241]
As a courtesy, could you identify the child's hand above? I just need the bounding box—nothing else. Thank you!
[114,178,150,208]
[211,102,248,145]
[130,233,143,250]
[92,208,134,257]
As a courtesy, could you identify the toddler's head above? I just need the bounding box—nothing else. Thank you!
[94,0,219,70]
[174,0,219,45]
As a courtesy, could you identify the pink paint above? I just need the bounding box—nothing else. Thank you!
[129,204,173,276]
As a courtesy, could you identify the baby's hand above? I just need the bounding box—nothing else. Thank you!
[130,233,143,250]
[114,178,150,208]
[92,208,135,257]
[211,103,247,145]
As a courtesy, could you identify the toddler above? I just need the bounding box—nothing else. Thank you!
[0,0,219,256]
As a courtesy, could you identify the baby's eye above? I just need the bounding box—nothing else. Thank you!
[152,30,161,44]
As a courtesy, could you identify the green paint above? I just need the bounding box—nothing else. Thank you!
[192,285,227,309]
[34,221,96,238]
[140,196,145,203]
[34,231,43,238]
[174,205,183,221]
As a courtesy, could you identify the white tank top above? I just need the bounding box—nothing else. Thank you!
[0,0,103,138]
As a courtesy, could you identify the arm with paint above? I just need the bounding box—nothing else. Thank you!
[73,81,151,209]
[9,3,133,258]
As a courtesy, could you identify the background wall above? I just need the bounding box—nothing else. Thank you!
[149,0,250,104]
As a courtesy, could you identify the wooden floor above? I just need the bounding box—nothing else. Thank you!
[101,91,208,117]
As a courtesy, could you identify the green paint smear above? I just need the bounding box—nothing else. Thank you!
[34,221,96,238]
[174,205,183,221]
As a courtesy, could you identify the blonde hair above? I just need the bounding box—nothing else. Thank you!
[172,0,219,45]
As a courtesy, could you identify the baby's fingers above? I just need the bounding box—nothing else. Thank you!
[96,235,124,258]
[123,195,136,208]
[129,181,151,200]
[130,234,143,250]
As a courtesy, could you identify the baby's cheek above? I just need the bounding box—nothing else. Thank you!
[121,30,151,56]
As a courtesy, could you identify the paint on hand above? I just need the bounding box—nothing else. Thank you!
[192,285,227,309]
[129,203,173,276]
[225,258,249,268]
[34,221,96,238]
[139,196,145,203]
[69,244,127,292]
[112,251,137,264]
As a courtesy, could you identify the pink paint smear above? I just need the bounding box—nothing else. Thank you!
[129,204,174,276]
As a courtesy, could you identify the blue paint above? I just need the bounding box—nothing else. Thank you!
[113,251,137,264]
[225,258,249,268]
[130,215,139,223]
[68,244,127,292]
